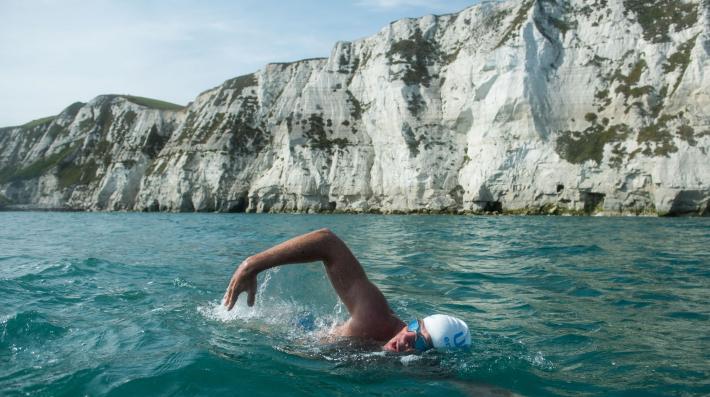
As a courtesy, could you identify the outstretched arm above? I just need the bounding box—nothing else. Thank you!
[223,228,402,338]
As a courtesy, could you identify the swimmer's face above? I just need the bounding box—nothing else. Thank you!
[383,319,433,353]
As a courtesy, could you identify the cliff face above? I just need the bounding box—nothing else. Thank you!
[1,0,709,215]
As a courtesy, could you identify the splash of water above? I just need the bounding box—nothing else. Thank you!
[198,268,345,337]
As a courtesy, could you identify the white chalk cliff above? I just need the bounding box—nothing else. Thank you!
[1,0,709,215]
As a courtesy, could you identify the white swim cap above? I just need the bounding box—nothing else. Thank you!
[421,314,471,349]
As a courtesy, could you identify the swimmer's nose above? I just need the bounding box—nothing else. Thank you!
[397,335,413,352]
[394,338,402,352]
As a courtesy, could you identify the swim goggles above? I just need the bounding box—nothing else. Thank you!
[407,319,433,352]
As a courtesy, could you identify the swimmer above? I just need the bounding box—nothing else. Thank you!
[223,228,470,353]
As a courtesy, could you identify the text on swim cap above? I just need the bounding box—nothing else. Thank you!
[453,331,465,347]
[443,332,466,348]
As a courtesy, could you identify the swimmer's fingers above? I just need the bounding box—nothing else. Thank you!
[223,264,243,309]
[246,276,257,307]
[225,280,243,310]
[226,277,256,309]
[223,277,235,309]
[224,264,257,310]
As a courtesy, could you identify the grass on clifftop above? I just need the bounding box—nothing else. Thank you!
[120,95,185,111]
[2,101,87,131]
[1,116,56,130]
[224,74,258,96]
[21,116,56,130]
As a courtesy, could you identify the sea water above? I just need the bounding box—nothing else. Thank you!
[0,212,708,396]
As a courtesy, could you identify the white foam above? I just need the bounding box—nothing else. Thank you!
[400,354,423,365]
[202,265,347,327]
[529,351,554,370]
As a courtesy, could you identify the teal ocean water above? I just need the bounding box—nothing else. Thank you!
[1,213,708,396]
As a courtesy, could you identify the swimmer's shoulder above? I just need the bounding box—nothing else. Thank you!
[329,315,404,341]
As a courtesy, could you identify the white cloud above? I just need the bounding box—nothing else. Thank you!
[355,0,445,9]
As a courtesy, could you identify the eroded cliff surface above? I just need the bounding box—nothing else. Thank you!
[1,0,709,215]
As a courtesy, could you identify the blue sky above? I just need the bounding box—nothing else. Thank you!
[0,0,478,127]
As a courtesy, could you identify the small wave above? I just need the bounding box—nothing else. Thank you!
[152,351,196,376]
[567,284,603,298]
[198,298,343,336]
[0,255,45,280]
[612,299,651,308]
[548,333,592,346]
[172,277,194,289]
[93,289,149,304]
[14,257,120,283]
[547,244,605,255]
[0,311,67,348]
[634,291,681,302]
[666,311,708,321]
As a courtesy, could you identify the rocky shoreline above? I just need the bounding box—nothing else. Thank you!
[0,202,696,216]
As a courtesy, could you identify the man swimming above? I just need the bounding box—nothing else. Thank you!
[223,228,470,353]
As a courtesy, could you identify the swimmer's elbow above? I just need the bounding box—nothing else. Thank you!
[313,228,349,262]
[315,228,335,237]
[314,228,340,245]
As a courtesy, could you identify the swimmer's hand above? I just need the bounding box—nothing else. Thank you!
[223,260,258,310]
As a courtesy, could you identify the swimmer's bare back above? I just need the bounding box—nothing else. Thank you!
[223,228,405,341]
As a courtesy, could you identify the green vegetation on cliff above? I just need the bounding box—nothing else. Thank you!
[63,102,85,118]
[496,0,534,48]
[636,111,702,156]
[0,144,79,184]
[121,95,184,111]
[622,0,698,43]
[557,107,703,164]
[556,117,631,165]
[224,74,258,96]
[0,193,10,208]
[612,59,654,101]
[303,113,350,152]
[56,158,99,189]
[21,116,56,130]
[664,34,699,95]
[386,29,438,87]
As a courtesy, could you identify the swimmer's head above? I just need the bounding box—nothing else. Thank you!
[421,314,471,349]
[383,314,471,353]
